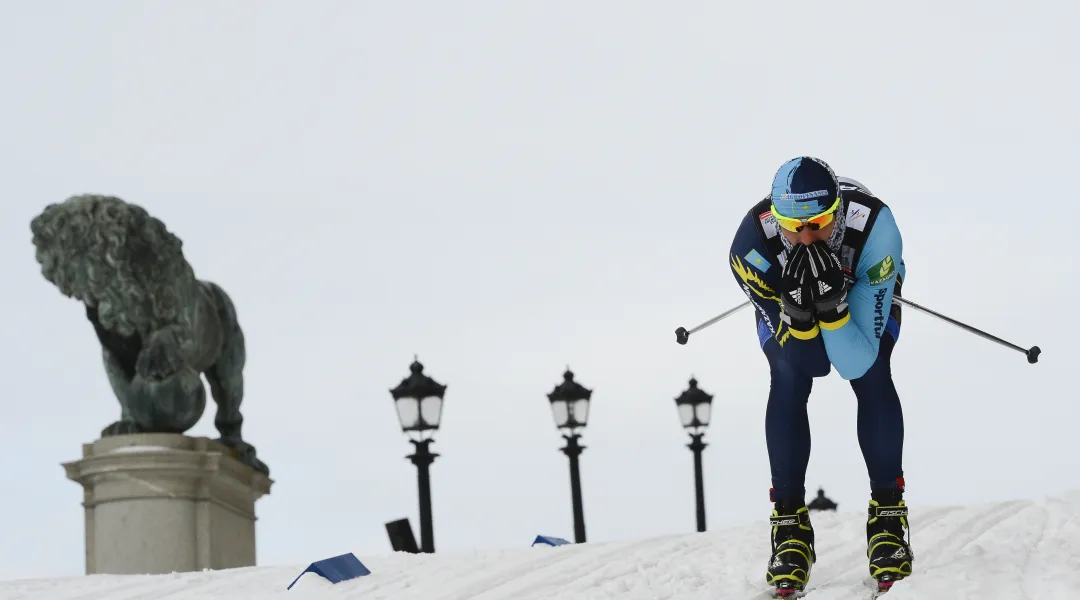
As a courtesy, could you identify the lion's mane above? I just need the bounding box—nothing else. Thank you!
[30,195,196,338]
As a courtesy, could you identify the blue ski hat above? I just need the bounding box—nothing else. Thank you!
[770,157,840,218]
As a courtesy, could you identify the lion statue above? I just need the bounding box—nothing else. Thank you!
[31,194,268,475]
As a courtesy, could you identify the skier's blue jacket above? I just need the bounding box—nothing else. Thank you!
[728,183,905,380]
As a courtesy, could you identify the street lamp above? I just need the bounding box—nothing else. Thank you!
[674,376,713,532]
[547,367,592,544]
[390,356,447,553]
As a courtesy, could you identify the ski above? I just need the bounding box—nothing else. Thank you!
[772,582,809,598]
[869,575,900,598]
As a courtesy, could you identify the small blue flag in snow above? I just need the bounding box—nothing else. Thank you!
[287,552,371,590]
[532,535,570,547]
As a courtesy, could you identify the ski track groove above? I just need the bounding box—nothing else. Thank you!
[328,536,677,600]
[2,573,176,600]
[440,545,606,600]
[439,536,698,600]
[1016,502,1046,600]
[526,536,716,600]
[1019,493,1080,600]
[917,500,1025,574]
[150,569,271,600]
[324,557,420,598]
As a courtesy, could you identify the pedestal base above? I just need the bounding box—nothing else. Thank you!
[62,433,273,575]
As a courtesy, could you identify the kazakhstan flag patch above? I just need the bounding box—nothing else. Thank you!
[744,249,772,273]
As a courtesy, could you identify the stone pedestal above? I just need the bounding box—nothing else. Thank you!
[62,433,273,575]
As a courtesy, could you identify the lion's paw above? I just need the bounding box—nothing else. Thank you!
[101,419,143,437]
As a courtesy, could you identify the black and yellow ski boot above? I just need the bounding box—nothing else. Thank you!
[766,502,816,598]
[866,488,914,594]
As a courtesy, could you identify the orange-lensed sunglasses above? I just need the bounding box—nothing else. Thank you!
[770,197,841,233]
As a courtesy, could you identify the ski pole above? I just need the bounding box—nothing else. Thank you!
[675,300,752,345]
[893,296,1041,364]
[675,296,1041,363]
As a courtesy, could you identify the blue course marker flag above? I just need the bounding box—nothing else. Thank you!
[532,535,570,547]
[287,553,371,590]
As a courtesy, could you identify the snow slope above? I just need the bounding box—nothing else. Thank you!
[3,490,1078,600]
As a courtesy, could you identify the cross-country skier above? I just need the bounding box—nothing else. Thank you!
[726,156,913,597]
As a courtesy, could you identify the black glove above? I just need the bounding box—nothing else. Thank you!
[779,244,817,337]
[805,241,849,326]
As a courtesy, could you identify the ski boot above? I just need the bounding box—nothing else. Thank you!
[766,501,816,598]
[866,488,914,594]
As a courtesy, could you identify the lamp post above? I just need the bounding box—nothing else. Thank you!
[389,356,447,554]
[674,376,713,533]
[547,367,592,544]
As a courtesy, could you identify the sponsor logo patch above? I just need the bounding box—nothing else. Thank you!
[759,211,779,238]
[868,254,896,286]
[778,190,829,201]
[846,201,870,231]
[873,287,887,339]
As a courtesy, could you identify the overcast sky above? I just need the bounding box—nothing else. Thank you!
[2,0,1077,581]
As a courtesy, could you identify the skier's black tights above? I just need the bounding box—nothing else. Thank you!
[765,331,904,507]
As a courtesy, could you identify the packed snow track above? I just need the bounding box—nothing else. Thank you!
[2,491,1078,600]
